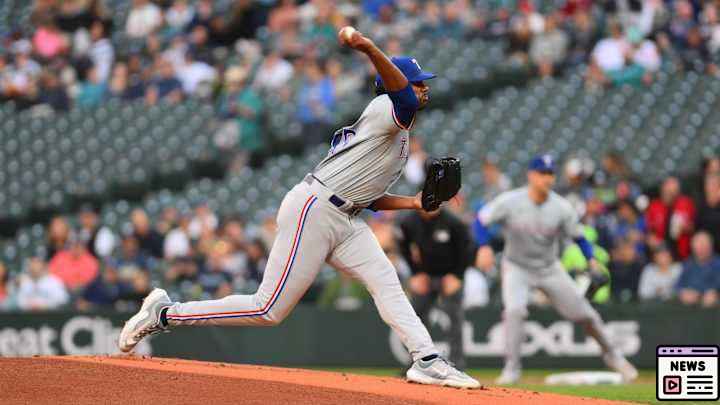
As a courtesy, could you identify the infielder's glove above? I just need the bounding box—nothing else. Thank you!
[421,157,461,211]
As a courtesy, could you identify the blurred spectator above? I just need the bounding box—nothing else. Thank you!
[123,270,152,306]
[268,0,299,33]
[507,16,532,65]
[164,215,192,260]
[176,51,216,96]
[46,216,71,260]
[529,15,568,77]
[327,59,364,99]
[38,70,70,111]
[254,51,295,93]
[296,60,336,142]
[156,206,180,236]
[696,174,720,253]
[126,0,163,39]
[0,262,10,309]
[245,238,267,285]
[32,17,69,61]
[701,3,720,54]
[109,61,146,100]
[676,26,718,75]
[609,238,644,302]
[130,209,165,258]
[17,257,69,311]
[666,0,695,48]
[364,0,396,19]
[646,177,696,259]
[481,158,512,202]
[87,20,114,83]
[215,66,264,167]
[5,50,41,103]
[676,232,720,307]
[166,0,195,32]
[565,10,598,65]
[78,205,115,259]
[49,234,100,292]
[303,2,338,45]
[198,243,234,298]
[113,235,156,279]
[219,217,248,273]
[145,58,183,105]
[76,263,131,311]
[587,23,639,87]
[404,137,427,187]
[639,244,682,301]
[165,256,200,288]
[76,66,107,108]
[628,27,660,80]
[188,203,219,241]
[604,199,647,253]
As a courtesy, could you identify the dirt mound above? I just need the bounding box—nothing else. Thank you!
[0,356,630,404]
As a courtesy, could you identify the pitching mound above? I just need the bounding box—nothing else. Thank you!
[0,356,630,404]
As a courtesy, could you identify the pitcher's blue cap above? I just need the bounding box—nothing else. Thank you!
[529,154,556,173]
[375,56,436,87]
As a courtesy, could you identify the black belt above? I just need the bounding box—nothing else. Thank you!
[304,175,363,216]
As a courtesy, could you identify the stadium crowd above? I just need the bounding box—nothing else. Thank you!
[1,149,719,313]
[2,0,720,313]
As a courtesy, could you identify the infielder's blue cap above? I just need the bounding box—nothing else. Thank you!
[375,56,436,87]
[528,154,556,173]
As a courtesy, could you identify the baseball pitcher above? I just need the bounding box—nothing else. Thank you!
[119,27,478,389]
[475,155,638,384]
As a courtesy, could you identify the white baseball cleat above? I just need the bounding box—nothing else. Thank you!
[603,351,638,382]
[118,288,172,353]
[495,366,521,385]
[406,356,481,389]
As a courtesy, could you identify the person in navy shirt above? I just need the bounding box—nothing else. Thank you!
[676,231,720,307]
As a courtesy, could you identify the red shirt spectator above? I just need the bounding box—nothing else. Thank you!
[32,21,68,60]
[49,239,99,291]
[646,177,696,259]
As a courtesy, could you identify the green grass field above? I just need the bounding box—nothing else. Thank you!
[318,368,709,404]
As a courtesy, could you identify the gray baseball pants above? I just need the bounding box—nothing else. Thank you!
[165,178,438,362]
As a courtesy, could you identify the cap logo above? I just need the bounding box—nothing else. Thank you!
[412,58,421,70]
[543,155,552,166]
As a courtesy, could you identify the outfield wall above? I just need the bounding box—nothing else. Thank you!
[0,303,716,368]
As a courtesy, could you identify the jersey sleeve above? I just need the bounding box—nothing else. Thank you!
[387,84,419,130]
[478,192,511,226]
[561,199,585,239]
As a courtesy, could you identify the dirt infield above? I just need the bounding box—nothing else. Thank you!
[0,356,632,404]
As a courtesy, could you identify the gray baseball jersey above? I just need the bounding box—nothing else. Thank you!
[313,94,411,207]
[481,187,617,375]
[162,92,439,363]
[479,187,584,271]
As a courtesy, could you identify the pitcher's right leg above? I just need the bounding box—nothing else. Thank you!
[165,192,328,326]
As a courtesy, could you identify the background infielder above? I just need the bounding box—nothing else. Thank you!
[475,155,638,385]
[118,26,479,389]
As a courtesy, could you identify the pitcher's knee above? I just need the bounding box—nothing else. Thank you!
[259,307,289,326]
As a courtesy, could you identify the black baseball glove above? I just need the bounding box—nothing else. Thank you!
[421,157,461,211]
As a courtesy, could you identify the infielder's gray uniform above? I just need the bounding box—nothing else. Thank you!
[164,95,438,361]
[479,187,613,370]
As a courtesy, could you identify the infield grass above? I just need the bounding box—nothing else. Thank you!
[318,368,708,404]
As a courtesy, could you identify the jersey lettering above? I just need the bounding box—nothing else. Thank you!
[329,127,356,155]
